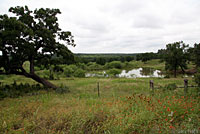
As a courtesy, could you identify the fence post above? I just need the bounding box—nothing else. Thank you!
[184,79,188,96]
[97,82,100,97]
[150,80,154,95]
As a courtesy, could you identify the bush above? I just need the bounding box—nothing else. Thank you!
[55,86,70,94]
[107,68,121,77]
[87,62,103,71]
[63,65,78,77]
[74,69,86,77]
[64,66,74,77]
[105,61,123,69]
[76,63,87,70]
[0,82,46,99]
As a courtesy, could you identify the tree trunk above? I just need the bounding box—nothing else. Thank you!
[180,65,185,74]
[21,68,58,89]
[26,57,57,89]
[30,57,34,74]
[174,67,177,78]
[29,73,58,89]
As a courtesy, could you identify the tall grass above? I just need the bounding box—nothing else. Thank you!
[0,77,199,133]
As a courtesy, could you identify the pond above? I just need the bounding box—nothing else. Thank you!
[118,68,164,78]
[86,68,164,78]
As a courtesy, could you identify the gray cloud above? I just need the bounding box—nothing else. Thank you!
[1,0,200,53]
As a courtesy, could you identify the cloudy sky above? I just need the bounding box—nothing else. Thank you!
[1,0,200,53]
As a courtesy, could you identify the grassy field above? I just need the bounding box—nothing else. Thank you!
[0,75,199,133]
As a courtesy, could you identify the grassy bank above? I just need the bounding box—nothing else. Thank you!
[0,77,199,133]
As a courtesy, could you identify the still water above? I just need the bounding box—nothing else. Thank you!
[86,68,164,78]
[118,68,163,78]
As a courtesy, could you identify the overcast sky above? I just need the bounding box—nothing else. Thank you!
[1,0,200,53]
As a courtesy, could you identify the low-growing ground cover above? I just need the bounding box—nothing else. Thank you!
[0,77,199,133]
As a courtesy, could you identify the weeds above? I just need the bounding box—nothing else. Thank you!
[0,77,199,133]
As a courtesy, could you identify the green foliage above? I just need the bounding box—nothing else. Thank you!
[96,57,106,65]
[63,65,85,77]
[75,53,137,64]
[0,77,199,133]
[163,41,189,77]
[73,69,86,77]
[63,66,75,77]
[107,68,121,77]
[105,61,123,69]
[76,63,87,70]
[193,43,200,67]
[136,52,158,62]
[0,82,45,99]
[0,6,75,88]
[87,62,103,71]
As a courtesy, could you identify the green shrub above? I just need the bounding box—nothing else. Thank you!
[0,75,6,80]
[74,69,86,77]
[76,63,87,70]
[105,61,123,69]
[55,86,70,94]
[64,66,75,77]
[34,66,41,71]
[107,68,121,77]
[0,82,45,99]
[87,62,103,71]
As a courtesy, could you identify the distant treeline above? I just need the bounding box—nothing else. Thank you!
[75,53,160,64]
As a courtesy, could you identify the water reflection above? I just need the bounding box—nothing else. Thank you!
[86,68,164,78]
[119,68,164,78]
[85,71,108,78]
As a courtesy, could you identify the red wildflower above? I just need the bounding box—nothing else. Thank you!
[169,125,175,129]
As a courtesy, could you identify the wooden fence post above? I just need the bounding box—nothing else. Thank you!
[184,79,188,96]
[150,80,154,95]
[97,82,100,97]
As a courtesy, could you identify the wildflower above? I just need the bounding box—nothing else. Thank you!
[169,125,175,129]
[181,96,184,99]
[165,118,168,121]
[167,107,170,112]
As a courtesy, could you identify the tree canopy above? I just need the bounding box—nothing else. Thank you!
[0,6,75,88]
[193,43,200,68]
[163,41,189,77]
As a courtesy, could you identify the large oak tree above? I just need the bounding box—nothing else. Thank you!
[0,6,75,89]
